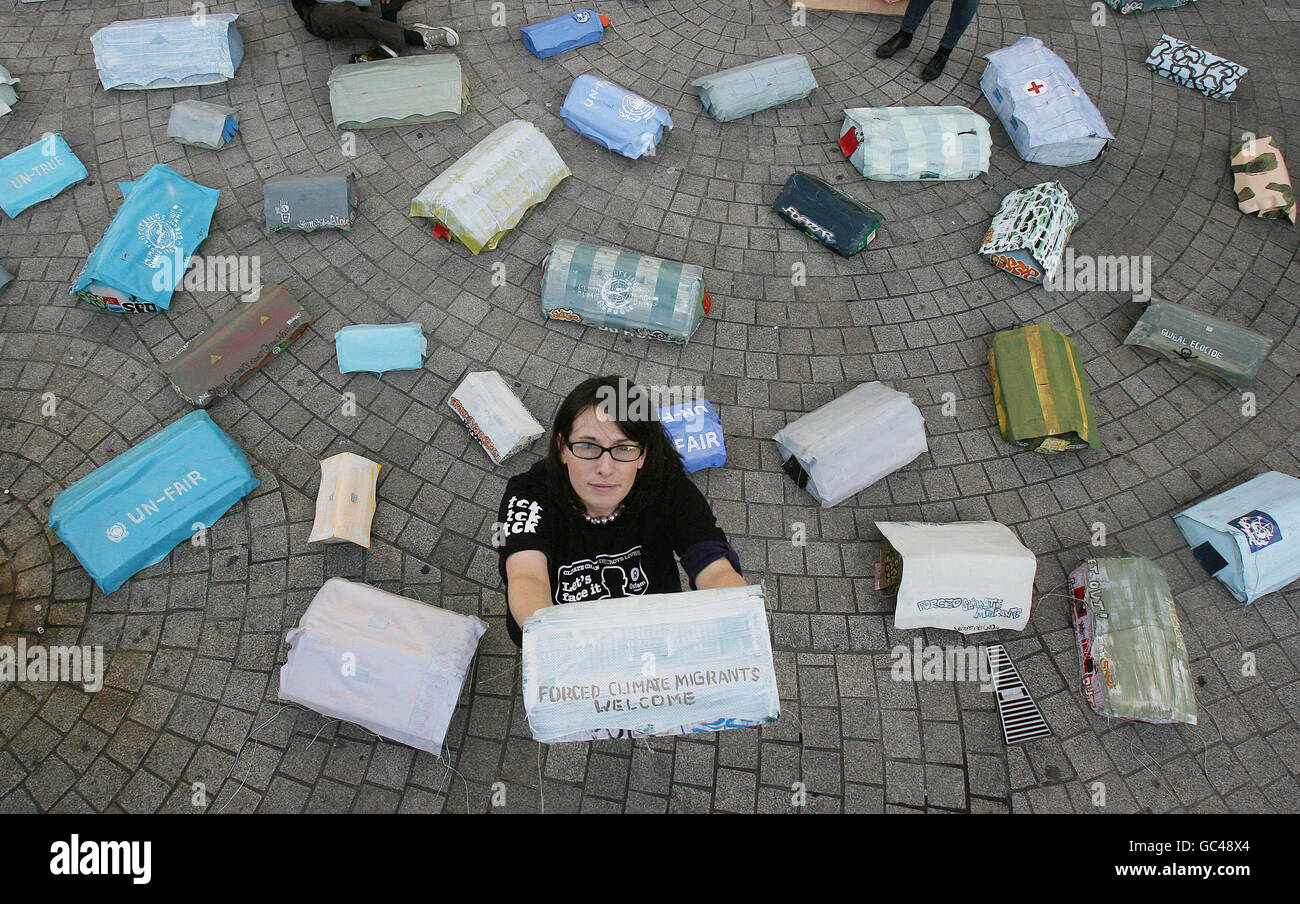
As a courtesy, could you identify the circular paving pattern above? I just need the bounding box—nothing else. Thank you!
[0,0,1297,813]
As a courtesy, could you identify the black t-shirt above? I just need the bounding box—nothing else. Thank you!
[498,461,729,645]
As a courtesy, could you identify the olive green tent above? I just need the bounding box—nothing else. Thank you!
[989,322,1100,454]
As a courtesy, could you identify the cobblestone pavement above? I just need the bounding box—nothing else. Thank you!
[1,0,1298,815]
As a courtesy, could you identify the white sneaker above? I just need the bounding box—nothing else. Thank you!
[411,24,459,49]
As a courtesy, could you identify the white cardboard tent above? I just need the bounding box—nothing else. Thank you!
[279,579,486,756]
[447,371,545,465]
[773,381,926,507]
[878,521,1037,633]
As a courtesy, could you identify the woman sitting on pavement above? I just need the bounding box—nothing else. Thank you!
[292,0,458,58]
[498,376,747,647]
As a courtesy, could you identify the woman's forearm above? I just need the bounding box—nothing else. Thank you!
[508,573,554,626]
[694,558,748,590]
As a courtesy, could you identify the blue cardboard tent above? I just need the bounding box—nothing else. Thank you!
[70,164,219,313]
[0,135,88,217]
[659,399,726,473]
[1174,471,1300,604]
[335,323,427,374]
[693,54,818,123]
[521,9,610,59]
[559,75,673,159]
[48,410,259,595]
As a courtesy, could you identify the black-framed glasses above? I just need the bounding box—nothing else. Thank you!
[565,440,645,462]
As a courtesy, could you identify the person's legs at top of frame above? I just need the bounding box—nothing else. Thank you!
[875,0,981,82]
[292,0,460,56]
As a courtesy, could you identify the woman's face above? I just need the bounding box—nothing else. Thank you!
[559,405,646,517]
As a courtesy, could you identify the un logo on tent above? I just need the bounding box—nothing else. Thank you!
[573,11,591,22]
[618,95,657,123]
[106,522,129,543]
[598,275,637,314]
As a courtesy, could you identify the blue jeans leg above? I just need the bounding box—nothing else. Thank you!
[900,0,935,34]
[938,0,980,49]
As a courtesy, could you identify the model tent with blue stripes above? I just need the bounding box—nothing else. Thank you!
[522,585,779,742]
[47,410,259,595]
[981,36,1113,166]
[1174,471,1300,604]
[840,107,991,181]
[91,14,244,90]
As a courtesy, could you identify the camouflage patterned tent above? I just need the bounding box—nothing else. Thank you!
[1230,136,1296,223]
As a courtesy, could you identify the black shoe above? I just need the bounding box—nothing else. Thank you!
[921,47,952,81]
[875,31,913,59]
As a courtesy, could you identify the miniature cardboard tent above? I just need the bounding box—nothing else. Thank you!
[559,75,673,160]
[91,15,244,90]
[70,164,220,313]
[1230,136,1296,223]
[772,171,883,257]
[447,371,545,465]
[539,239,710,344]
[773,381,926,507]
[877,521,1037,633]
[522,585,780,742]
[167,100,239,151]
[1069,554,1198,724]
[693,54,818,123]
[328,55,469,130]
[1102,0,1195,12]
[161,285,311,406]
[0,63,16,117]
[659,399,726,473]
[47,410,259,595]
[0,134,88,218]
[264,174,358,233]
[409,120,571,254]
[839,106,991,181]
[521,9,611,59]
[335,323,426,374]
[980,36,1114,166]
[989,322,1100,454]
[1145,34,1247,101]
[279,578,486,756]
[979,181,1078,284]
[1123,300,1273,389]
[308,453,381,548]
[1174,471,1300,605]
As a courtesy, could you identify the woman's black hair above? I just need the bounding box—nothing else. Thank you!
[544,375,685,518]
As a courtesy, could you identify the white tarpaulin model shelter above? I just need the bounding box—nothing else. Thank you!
[773,381,927,507]
[308,452,381,548]
[522,585,780,743]
[447,371,545,465]
[279,578,485,756]
[878,521,1037,633]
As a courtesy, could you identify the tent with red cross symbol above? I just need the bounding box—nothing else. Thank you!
[980,36,1114,167]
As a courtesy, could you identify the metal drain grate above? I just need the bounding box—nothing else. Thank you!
[986,643,1051,745]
